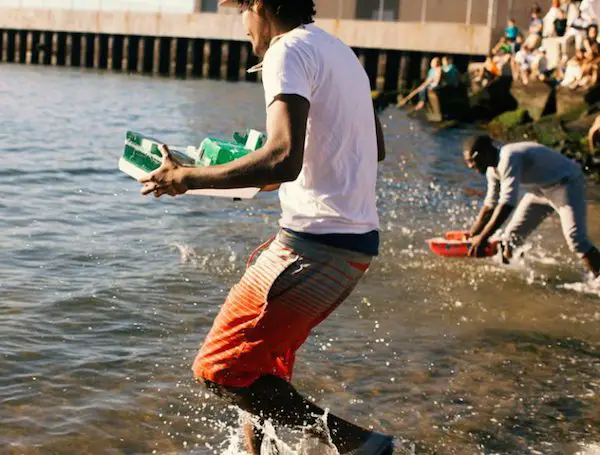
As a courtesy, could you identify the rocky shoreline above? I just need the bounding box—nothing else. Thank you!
[485,79,600,181]
[374,78,600,181]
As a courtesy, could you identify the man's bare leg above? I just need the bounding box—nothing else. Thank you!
[205,375,386,454]
[243,418,263,455]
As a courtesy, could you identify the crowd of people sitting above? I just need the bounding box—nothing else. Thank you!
[477,0,600,90]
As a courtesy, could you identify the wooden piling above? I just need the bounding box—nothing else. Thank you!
[208,40,222,79]
[98,34,109,69]
[0,30,5,63]
[383,50,401,93]
[142,36,154,74]
[56,32,67,66]
[126,35,140,73]
[226,41,241,82]
[158,37,171,76]
[30,31,41,64]
[70,33,82,67]
[17,30,27,63]
[191,38,204,78]
[112,35,124,71]
[6,30,16,63]
[174,37,188,78]
[83,33,94,68]
[420,53,431,79]
[41,31,53,65]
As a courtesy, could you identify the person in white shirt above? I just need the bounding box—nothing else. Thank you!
[138,0,394,453]
[463,135,600,277]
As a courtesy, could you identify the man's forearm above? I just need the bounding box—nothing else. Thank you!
[470,206,495,236]
[181,144,301,190]
[479,204,515,241]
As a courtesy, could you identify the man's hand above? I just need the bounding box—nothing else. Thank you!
[140,145,189,198]
[467,234,489,258]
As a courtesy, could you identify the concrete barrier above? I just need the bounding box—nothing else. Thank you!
[0,8,493,55]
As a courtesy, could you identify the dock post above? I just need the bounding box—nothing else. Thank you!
[30,31,41,64]
[127,35,140,73]
[226,41,241,81]
[17,30,27,64]
[70,33,82,67]
[208,40,222,79]
[6,30,16,63]
[175,37,189,78]
[191,39,205,77]
[142,36,155,74]
[158,37,171,76]
[56,32,67,66]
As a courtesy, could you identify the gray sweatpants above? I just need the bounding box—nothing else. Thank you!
[503,172,595,257]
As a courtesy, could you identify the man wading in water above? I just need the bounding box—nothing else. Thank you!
[463,134,600,277]
[139,0,394,453]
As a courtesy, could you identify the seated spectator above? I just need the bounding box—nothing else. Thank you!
[581,41,600,88]
[583,24,599,58]
[531,47,550,81]
[442,56,460,87]
[493,35,520,56]
[566,7,594,51]
[474,53,501,88]
[543,0,563,37]
[505,18,520,42]
[514,34,524,54]
[513,45,535,84]
[524,9,544,49]
[564,0,580,25]
[398,57,443,110]
[554,9,568,37]
[560,49,585,88]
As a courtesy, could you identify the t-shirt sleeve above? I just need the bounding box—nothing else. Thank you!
[483,167,501,207]
[262,43,313,107]
[497,149,522,206]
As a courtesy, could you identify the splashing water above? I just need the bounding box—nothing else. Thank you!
[560,274,600,297]
[576,443,600,455]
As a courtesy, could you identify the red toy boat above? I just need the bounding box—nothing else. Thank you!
[427,231,499,258]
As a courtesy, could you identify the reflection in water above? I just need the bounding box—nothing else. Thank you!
[1,65,600,454]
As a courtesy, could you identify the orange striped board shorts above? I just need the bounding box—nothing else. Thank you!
[192,229,373,388]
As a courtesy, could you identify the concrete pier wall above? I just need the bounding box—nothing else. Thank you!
[0,7,493,91]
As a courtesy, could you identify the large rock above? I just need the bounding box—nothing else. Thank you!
[556,83,600,116]
[425,84,470,123]
[510,80,556,120]
[487,108,533,137]
[491,108,600,180]
[468,76,518,123]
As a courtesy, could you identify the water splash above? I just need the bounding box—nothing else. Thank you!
[576,443,600,455]
[172,243,198,265]
[560,274,600,297]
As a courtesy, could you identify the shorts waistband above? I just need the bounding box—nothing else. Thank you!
[275,229,374,264]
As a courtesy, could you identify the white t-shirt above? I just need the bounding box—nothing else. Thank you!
[261,24,379,234]
[484,142,582,207]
